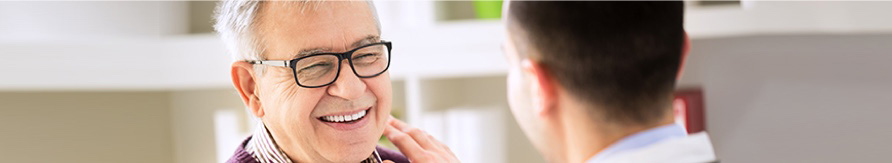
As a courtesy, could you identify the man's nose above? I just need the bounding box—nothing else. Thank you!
[327,60,366,100]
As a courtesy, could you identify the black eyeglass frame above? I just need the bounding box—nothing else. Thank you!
[248,41,392,88]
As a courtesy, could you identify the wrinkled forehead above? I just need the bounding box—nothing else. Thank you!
[255,1,380,60]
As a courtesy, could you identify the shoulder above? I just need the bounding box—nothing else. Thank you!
[226,136,259,163]
[376,146,409,163]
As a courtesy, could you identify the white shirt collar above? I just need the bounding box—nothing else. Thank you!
[587,124,688,163]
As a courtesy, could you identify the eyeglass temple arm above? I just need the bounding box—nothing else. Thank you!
[248,60,290,67]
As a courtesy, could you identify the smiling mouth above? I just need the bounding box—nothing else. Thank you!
[317,108,370,123]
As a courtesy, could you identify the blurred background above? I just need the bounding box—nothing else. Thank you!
[2,1,892,163]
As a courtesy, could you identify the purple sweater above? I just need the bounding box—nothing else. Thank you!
[226,136,409,163]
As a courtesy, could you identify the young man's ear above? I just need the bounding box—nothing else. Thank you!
[232,61,264,117]
[678,32,690,80]
[520,59,559,117]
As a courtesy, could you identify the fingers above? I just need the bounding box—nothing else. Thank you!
[389,118,440,151]
[385,123,426,159]
[383,160,394,163]
[384,117,460,163]
[387,116,410,129]
[382,119,392,135]
[430,134,455,156]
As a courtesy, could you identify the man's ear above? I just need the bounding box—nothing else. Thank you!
[520,59,559,117]
[232,61,264,117]
[678,32,690,80]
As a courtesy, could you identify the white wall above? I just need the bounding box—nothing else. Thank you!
[684,34,892,162]
[0,91,173,163]
[0,89,251,163]
[169,89,248,163]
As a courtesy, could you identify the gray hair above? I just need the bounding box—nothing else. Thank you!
[213,0,380,62]
[214,0,264,62]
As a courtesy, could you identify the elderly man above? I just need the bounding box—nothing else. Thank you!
[213,1,458,163]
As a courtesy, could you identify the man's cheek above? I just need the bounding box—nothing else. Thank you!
[370,73,392,89]
[365,77,392,99]
[507,71,521,99]
[280,88,323,122]
[507,71,530,112]
[363,77,391,127]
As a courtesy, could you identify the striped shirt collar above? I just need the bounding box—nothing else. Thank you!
[246,122,383,163]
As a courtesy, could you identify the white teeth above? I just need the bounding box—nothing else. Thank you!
[321,110,367,123]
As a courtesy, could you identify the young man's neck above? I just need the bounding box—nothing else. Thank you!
[557,101,674,163]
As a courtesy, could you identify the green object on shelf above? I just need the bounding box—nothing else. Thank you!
[473,0,502,19]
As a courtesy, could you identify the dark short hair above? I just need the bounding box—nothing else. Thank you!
[508,1,685,125]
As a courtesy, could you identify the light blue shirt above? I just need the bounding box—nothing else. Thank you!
[586,124,687,163]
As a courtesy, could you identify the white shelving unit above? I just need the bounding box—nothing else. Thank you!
[4,1,892,90]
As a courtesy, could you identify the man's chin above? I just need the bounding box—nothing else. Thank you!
[312,107,383,162]
[318,140,379,162]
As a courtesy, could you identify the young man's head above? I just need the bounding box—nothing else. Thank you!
[502,1,686,162]
[218,1,392,162]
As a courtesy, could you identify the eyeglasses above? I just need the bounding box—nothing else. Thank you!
[248,41,392,88]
